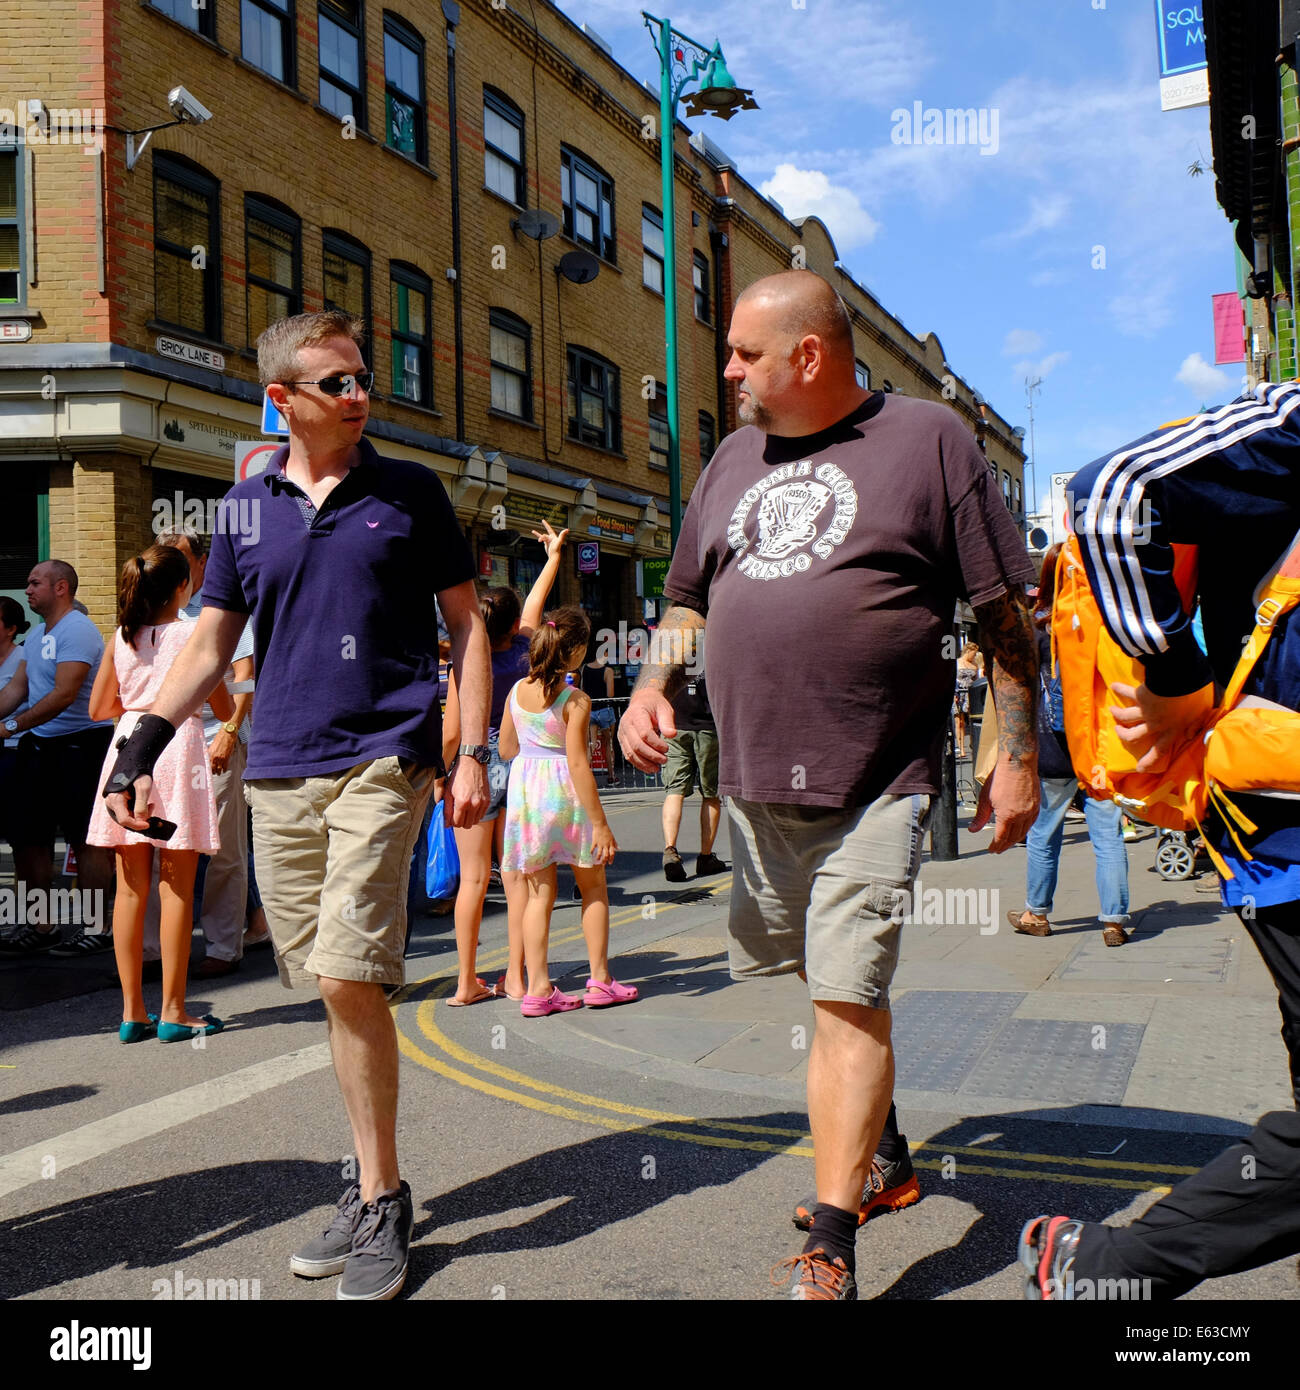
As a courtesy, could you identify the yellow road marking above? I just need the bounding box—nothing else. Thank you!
[392,884,1185,1192]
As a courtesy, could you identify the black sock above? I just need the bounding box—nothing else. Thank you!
[874,1102,905,1164]
[802,1203,857,1274]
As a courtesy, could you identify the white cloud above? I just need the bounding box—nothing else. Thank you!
[1175,353,1232,400]
[1013,351,1070,382]
[1001,194,1070,242]
[1003,328,1043,356]
[760,164,881,249]
[1109,278,1178,339]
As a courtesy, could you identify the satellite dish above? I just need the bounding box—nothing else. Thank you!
[511,209,559,240]
[1028,526,1049,550]
[1012,425,1027,439]
[557,250,600,284]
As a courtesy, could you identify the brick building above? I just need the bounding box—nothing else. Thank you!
[0,0,1025,637]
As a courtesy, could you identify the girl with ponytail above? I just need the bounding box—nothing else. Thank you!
[86,543,233,1043]
[497,605,638,1016]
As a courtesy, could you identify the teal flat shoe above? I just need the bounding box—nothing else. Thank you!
[157,1014,225,1043]
[119,1013,159,1044]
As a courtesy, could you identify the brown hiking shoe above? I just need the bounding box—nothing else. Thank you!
[770,1249,857,1301]
[1007,909,1052,937]
[662,846,687,883]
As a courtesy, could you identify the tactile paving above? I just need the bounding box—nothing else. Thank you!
[959,1017,1145,1104]
[892,989,1024,1092]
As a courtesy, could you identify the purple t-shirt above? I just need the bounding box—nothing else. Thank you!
[663,393,1036,808]
[490,633,531,732]
[202,439,475,778]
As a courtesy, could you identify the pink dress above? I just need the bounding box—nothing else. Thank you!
[86,623,219,852]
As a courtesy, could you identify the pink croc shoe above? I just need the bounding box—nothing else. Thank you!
[519,986,583,1018]
[584,977,638,1008]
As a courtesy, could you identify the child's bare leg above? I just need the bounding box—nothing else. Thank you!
[572,864,610,984]
[495,814,527,998]
[113,845,153,1022]
[158,849,201,1025]
[521,866,558,997]
[451,820,494,1001]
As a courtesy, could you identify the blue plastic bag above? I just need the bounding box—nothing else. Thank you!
[425,813,460,900]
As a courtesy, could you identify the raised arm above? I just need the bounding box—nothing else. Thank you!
[518,521,569,637]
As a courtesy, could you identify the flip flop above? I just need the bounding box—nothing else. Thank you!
[447,980,502,1007]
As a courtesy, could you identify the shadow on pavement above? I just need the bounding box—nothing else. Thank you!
[407,1111,805,1295]
[0,1084,99,1117]
[873,1106,1244,1300]
[0,1159,337,1299]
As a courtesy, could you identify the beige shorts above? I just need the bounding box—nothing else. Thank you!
[246,756,437,991]
[726,792,931,1010]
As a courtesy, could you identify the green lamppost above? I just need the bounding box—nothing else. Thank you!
[643,13,757,548]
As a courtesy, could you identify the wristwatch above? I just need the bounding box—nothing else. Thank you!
[3,718,17,736]
[221,721,239,736]
[457,743,491,765]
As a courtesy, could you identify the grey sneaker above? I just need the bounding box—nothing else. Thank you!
[337,1181,414,1301]
[290,1182,362,1278]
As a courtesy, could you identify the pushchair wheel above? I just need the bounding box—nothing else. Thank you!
[1155,834,1195,881]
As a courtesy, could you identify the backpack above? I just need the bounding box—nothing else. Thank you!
[1051,530,1300,873]
[1041,665,1065,735]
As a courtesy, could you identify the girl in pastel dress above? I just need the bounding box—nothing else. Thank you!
[87,543,231,1044]
[498,605,638,1017]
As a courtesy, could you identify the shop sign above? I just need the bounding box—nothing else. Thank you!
[576,541,600,575]
[159,413,240,459]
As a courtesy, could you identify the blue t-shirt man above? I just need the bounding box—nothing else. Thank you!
[25,610,113,739]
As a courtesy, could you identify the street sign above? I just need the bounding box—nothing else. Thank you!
[237,441,281,482]
[577,541,600,575]
[1,320,32,342]
[261,391,290,436]
[155,335,225,371]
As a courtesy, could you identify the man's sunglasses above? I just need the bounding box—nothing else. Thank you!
[282,371,374,397]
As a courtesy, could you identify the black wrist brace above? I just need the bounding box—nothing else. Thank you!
[102,713,177,801]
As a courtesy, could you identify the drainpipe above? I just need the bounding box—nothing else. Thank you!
[709,219,727,440]
[443,0,465,442]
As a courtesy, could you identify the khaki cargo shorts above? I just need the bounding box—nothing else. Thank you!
[726,792,931,1010]
[663,729,720,799]
[246,756,437,991]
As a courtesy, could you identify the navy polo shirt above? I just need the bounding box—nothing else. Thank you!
[202,438,474,778]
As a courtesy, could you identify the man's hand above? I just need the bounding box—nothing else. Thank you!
[105,774,154,833]
[969,758,1040,852]
[1110,682,1214,774]
[209,727,236,775]
[442,756,488,828]
[618,689,677,771]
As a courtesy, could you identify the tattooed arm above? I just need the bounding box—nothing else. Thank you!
[968,587,1041,852]
[618,604,707,772]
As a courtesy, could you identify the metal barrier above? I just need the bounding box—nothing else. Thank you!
[584,694,663,792]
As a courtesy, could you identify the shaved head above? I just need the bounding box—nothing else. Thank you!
[734,271,854,360]
[724,270,867,435]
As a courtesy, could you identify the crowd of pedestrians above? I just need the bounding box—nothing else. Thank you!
[3,282,1298,1304]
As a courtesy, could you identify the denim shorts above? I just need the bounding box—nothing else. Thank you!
[725,792,931,1010]
[481,729,510,823]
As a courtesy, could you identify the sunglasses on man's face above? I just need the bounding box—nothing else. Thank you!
[283,371,374,397]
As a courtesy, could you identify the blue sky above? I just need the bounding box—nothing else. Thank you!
[559,0,1236,518]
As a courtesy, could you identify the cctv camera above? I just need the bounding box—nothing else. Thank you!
[167,86,212,125]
